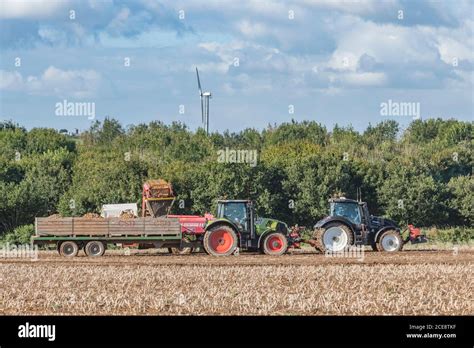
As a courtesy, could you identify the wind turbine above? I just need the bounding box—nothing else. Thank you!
[196,67,212,135]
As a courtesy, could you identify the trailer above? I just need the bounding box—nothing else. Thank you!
[32,216,185,257]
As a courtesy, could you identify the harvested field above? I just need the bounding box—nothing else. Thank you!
[0,248,472,315]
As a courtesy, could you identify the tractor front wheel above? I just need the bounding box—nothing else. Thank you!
[203,225,238,256]
[262,232,288,256]
[376,230,403,252]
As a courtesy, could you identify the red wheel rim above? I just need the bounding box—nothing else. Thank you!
[266,235,284,252]
[209,229,234,254]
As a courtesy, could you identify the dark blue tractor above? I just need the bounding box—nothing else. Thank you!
[312,197,427,252]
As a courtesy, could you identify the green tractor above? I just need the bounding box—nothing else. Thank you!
[202,200,297,256]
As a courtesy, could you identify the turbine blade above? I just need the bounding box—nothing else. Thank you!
[196,67,202,95]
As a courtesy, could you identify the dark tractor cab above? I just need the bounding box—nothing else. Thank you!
[313,197,404,252]
[203,200,292,256]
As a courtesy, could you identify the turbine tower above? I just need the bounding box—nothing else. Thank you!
[196,67,212,135]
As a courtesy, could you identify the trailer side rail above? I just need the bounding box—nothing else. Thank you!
[35,217,181,238]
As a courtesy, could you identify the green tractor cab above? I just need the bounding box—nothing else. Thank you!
[202,200,295,256]
[312,197,427,252]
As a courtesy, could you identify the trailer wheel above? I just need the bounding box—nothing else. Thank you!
[203,225,238,256]
[262,232,288,256]
[376,230,403,252]
[59,241,79,257]
[84,241,106,257]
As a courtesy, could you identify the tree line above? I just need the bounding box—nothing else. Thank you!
[0,117,472,236]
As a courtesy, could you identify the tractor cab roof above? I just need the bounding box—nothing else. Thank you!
[329,197,366,205]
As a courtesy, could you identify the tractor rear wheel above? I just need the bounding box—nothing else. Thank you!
[376,230,403,252]
[313,222,353,253]
[262,232,288,256]
[203,225,238,256]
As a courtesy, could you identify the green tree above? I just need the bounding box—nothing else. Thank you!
[379,168,449,226]
[447,176,473,225]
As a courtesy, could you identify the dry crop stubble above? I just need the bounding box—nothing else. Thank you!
[0,250,472,315]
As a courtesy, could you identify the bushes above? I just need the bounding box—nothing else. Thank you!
[447,176,474,225]
[426,227,474,244]
[3,224,35,244]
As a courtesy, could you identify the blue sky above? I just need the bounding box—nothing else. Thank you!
[0,0,472,133]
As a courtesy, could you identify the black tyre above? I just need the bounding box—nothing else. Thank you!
[84,241,106,257]
[313,222,354,252]
[203,225,238,256]
[59,241,79,257]
[261,232,288,256]
[376,230,403,252]
[169,237,194,255]
[169,246,193,254]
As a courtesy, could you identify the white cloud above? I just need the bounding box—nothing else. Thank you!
[338,72,387,86]
[302,0,399,16]
[0,71,23,90]
[237,20,269,38]
[0,66,101,98]
[106,7,131,34]
[437,37,472,65]
[38,26,68,44]
[327,19,440,69]
[198,41,247,73]
[431,20,474,65]
[0,0,69,19]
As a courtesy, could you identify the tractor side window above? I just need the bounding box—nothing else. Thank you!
[353,207,361,225]
[331,203,361,225]
[224,203,247,230]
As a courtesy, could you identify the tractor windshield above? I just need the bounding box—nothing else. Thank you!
[218,202,248,230]
[330,202,361,225]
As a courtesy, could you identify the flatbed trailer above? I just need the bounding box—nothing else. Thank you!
[32,216,184,257]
